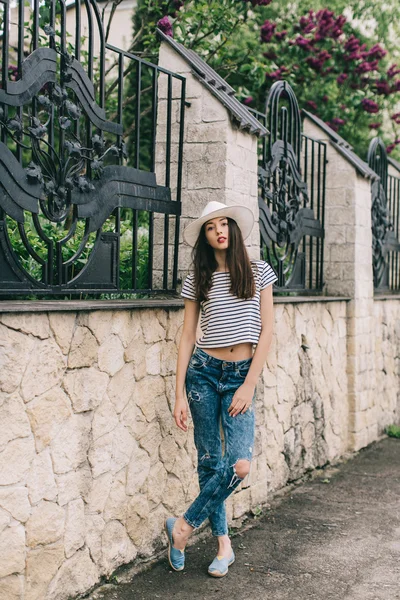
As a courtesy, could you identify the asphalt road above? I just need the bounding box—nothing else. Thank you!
[86,437,400,600]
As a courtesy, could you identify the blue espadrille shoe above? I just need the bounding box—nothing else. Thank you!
[207,549,235,577]
[165,517,185,571]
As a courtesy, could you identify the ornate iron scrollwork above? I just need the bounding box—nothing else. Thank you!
[367,137,400,290]
[0,0,184,295]
[258,80,324,291]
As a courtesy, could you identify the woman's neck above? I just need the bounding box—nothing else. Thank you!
[214,250,227,272]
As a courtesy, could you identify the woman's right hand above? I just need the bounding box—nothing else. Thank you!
[174,396,188,432]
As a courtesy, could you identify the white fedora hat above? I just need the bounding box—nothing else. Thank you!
[182,201,255,247]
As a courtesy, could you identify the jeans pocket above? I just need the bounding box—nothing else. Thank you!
[189,354,208,370]
[236,361,251,379]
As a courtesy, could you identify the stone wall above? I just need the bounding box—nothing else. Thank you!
[0,297,352,600]
[373,298,400,428]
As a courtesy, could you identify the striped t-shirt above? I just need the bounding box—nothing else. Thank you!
[180,260,277,348]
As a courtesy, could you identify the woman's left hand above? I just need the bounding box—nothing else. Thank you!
[228,382,255,417]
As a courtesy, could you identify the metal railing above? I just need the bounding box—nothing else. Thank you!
[0,0,185,297]
[367,137,400,292]
[249,80,326,294]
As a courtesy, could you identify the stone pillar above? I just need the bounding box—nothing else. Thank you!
[157,41,260,289]
[304,117,377,451]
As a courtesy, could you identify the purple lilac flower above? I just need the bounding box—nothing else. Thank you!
[369,123,381,129]
[261,20,276,43]
[387,144,396,154]
[295,36,313,50]
[275,30,287,41]
[265,66,288,80]
[375,81,392,95]
[391,112,400,124]
[322,94,329,102]
[337,73,348,85]
[331,117,346,126]
[263,50,277,60]
[326,120,339,132]
[157,16,173,37]
[243,96,253,105]
[367,44,387,60]
[387,64,400,78]
[8,65,19,81]
[393,80,400,92]
[344,35,360,53]
[361,98,379,114]
[306,100,318,111]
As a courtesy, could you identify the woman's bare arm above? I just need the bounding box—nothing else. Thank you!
[174,298,200,431]
[228,284,274,417]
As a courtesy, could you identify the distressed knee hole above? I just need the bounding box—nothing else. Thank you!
[234,459,250,479]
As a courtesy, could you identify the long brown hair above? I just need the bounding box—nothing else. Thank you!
[192,217,255,302]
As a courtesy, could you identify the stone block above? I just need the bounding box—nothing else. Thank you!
[1,313,49,339]
[0,487,31,523]
[86,472,113,514]
[107,362,136,414]
[65,498,85,558]
[140,310,166,343]
[187,160,226,190]
[56,462,91,506]
[85,514,105,565]
[27,386,72,453]
[85,311,113,344]
[0,524,25,578]
[0,392,31,453]
[0,574,24,600]
[101,520,137,576]
[126,445,151,495]
[64,367,109,413]
[50,413,92,475]
[92,395,119,441]
[98,334,125,376]
[21,339,66,402]
[27,449,57,505]
[49,313,76,354]
[25,540,64,600]
[112,424,136,473]
[88,431,114,479]
[0,437,35,486]
[201,93,228,123]
[68,326,98,368]
[46,548,99,600]
[146,342,161,375]
[186,122,228,144]
[0,324,35,393]
[25,500,65,547]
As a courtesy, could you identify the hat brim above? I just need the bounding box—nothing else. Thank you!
[182,205,255,247]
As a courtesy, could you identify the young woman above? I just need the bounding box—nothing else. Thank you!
[165,200,277,577]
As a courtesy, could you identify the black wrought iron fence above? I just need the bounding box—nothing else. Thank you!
[367,137,400,291]
[0,0,185,297]
[248,80,326,294]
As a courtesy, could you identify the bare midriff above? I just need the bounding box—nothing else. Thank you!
[201,341,253,362]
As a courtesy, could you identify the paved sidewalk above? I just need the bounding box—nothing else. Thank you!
[87,437,400,600]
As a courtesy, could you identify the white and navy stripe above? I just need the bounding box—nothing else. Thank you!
[181,260,277,348]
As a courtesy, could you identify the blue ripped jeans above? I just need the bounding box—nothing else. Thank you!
[183,346,256,535]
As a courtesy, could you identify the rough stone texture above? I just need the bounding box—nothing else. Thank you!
[46,548,99,600]
[0,574,24,600]
[25,500,65,547]
[25,541,64,600]
[0,523,25,578]
[64,368,109,413]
